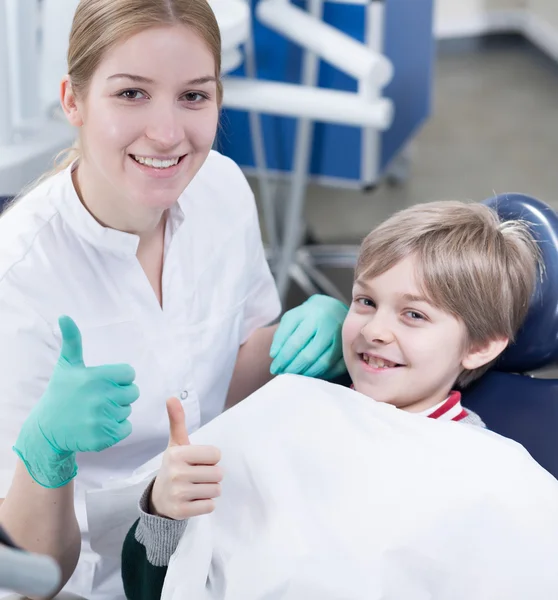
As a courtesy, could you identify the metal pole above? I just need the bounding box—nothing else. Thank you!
[0,0,14,145]
[360,0,385,188]
[274,0,323,302]
[242,0,280,263]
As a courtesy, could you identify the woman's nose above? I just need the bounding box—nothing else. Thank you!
[144,105,186,148]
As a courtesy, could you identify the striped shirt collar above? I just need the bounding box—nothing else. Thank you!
[418,391,469,422]
[350,385,469,422]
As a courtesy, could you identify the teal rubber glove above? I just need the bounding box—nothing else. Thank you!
[13,316,140,489]
[270,294,348,379]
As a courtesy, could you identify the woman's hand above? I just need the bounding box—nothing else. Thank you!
[270,295,348,379]
[13,316,139,488]
[150,397,223,520]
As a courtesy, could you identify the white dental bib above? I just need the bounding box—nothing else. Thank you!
[161,375,558,599]
[109,375,558,599]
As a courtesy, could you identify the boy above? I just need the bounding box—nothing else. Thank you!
[121,201,550,600]
[342,200,538,425]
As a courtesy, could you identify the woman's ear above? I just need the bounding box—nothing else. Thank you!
[461,337,509,371]
[60,76,83,127]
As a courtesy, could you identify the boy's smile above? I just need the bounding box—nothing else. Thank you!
[359,352,405,371]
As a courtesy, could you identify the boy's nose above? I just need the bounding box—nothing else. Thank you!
[360,316,395,345]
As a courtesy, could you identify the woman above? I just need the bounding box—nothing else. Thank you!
[0,1,347,598]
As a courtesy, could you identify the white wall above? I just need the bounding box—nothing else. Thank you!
[435,0,485,37]
[435,0,558,63]
[435,0,527,37]
[487,0,526,9]
[525,0,558,63]
[529,0,558,31]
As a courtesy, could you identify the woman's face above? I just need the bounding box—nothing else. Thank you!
[68,24,219,212]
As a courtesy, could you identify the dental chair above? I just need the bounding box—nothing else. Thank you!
[461,194,558,480]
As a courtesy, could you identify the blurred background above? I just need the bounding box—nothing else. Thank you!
[285,0,558,244]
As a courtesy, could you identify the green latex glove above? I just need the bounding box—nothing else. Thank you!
[270,295,348,380]
[13,316,139,488]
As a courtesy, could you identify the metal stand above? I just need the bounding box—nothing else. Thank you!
[273,0,324,301]
[241,0,280,260]
[262,0,396,305]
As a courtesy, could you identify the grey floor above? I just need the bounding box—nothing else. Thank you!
[291,38,558,244]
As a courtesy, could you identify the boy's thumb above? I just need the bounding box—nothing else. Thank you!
[167,397,190,447]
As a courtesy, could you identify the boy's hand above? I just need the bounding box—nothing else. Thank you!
[150,397,223,520]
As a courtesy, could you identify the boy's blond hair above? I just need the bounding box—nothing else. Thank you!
[355,201,541,388]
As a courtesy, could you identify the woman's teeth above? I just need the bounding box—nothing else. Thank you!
[133,155,180,169]
[362,353,398,369]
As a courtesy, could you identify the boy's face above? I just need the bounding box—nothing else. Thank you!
[342,256,474,413]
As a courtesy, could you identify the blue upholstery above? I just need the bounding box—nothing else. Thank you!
[462,194,558,479]
[463,372,558,478]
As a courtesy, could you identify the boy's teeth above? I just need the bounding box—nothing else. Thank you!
[134,155,180,168]
[363,354,396,368]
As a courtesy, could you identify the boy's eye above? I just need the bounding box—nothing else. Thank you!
[405,310,424,320]
[118,89,146,100]
[356,298,375,308]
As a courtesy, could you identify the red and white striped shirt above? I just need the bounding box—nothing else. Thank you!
[419,391,469,422]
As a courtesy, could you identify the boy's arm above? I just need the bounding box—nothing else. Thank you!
[121,480,187,600]
[461,409,487,428]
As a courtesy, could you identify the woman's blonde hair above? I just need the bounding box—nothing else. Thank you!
[43,0,222,178]
[355,201,542,388]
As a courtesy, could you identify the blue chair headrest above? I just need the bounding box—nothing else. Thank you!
[483,194,558,372]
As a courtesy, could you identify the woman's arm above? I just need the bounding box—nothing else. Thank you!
[225,294,350,409]
[0,314,140,599]
[0,461,80,599]
[225,325,277,409]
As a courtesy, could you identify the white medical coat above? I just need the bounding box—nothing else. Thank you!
[148,376,558,599]
[0,150,280,599]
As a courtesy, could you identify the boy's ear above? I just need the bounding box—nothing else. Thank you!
[461,337,509,371]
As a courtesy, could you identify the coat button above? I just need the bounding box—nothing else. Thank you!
[180,390,189,400]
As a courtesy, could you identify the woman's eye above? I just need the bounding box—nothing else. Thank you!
[119,89,145,100]
[183,92,206,103]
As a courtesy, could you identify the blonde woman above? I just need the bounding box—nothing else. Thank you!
[0,1,348,598]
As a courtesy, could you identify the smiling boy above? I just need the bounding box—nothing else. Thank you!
[343,200,538,424]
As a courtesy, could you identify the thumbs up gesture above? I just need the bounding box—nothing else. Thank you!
[13,316,140,488]
[150,397,223,520]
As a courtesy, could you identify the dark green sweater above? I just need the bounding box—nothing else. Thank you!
[121,481,186,600]
[122,519,168,600]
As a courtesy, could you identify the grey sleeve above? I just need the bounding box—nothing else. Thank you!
[134,479,188,567]
[460,409,487,428]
